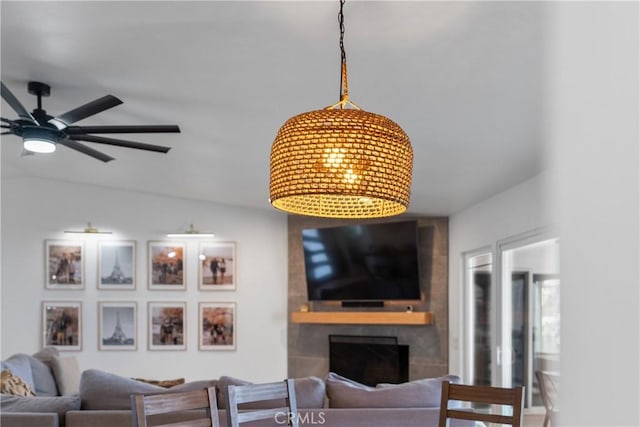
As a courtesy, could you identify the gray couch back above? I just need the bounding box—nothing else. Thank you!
[66,408,474,427]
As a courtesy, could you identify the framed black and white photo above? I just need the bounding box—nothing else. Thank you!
[148,241,186,290]
[148,302,186,350]
[42,301,82,351]
[98,301,137,350]
[45,240,84,290]
[198,302,236,351]
[198,242,236,291]
[98,241,136,290]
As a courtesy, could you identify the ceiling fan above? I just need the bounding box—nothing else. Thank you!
[0,81,180,162]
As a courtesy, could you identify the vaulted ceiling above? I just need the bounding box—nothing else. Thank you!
[1,1,546,215]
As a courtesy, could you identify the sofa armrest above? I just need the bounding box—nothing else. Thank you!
[0,412,59,427]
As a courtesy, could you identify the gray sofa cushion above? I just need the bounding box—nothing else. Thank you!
[326,372,461,408]
[0,411,60,427]
[217,375,326,409]
[0,394,80,427]
[79,369,217,410]
[1,354,36,391]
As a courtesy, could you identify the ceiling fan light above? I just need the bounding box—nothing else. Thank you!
[23,137,56,153]
[22,127,57,153]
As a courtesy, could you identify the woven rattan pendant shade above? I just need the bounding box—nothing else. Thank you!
[269,108,413,218]
[269,0,413,218]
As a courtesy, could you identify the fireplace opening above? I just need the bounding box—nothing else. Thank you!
[329,335,409,386]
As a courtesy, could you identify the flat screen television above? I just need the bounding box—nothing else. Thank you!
[301,220,422,302]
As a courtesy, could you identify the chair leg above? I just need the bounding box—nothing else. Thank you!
[543,411,550,427]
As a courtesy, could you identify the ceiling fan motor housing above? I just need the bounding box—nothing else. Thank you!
[21,127,63,141]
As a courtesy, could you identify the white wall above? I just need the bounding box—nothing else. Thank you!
[451,3,639,426]
[546,2,639,426]
[1,177,288,382]
[448,171,555,376]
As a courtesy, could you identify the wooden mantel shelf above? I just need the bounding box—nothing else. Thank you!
[291,311,433,325]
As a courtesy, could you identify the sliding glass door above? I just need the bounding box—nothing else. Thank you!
[464,235,560,409]
[464,250,495,391]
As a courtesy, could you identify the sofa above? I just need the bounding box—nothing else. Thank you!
[1,349,472,427]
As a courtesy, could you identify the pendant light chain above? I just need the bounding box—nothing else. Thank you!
[330,0,361,110]
[339,0,348,105]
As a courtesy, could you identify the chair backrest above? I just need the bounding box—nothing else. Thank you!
[131,386,220,427]
[536,370,560,427]
[226,379,298,427]
[438,381,525,427]
[536,370,559,411]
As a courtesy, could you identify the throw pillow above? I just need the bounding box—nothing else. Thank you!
[0,353,36,391]
[217,375,326,409]
[1,369,36,396]
[132,377,186,388]
[26,353,59,396]
[31,347,61,396]
[80,369,218,410]
[50,355,81,396]
[0,393,81,426]
[326,372,461,408]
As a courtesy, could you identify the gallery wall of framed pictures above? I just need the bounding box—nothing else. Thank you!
[42,238,238,353]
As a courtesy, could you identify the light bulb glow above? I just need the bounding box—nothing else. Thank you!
[24,138,56,153]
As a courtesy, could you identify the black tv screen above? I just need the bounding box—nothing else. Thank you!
[301,221,421,301]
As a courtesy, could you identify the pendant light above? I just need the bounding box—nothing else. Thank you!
[269,0,413,219]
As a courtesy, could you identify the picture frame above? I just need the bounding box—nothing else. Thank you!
[42,301,82,351]
[98,240,136,290]
[148,302,186,350]
[198,241,236,291]
[198,302,236,351]
[45,240,84,290]
[98,301,137,351]
[148,241,186,290]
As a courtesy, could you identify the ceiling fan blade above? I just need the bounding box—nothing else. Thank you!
[52,95,123,127]
[1,131,12,135]
[69,134,171,153]
[1,82,38,124]
[65,125,180,134]
[58,138,115,162]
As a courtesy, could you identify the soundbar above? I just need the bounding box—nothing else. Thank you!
[341,301,384,308]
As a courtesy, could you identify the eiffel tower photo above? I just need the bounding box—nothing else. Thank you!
[101,246,133,285]
[102,307,135,347]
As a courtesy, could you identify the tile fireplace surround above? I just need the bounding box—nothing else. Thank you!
[287,215,449,380]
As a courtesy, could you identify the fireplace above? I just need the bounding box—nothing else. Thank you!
[329,335,409,386]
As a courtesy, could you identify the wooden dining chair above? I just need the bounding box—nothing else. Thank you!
[131,386,220,427]
[226,379,298,427]
[438,381,525,427]
[536,370,560,427]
